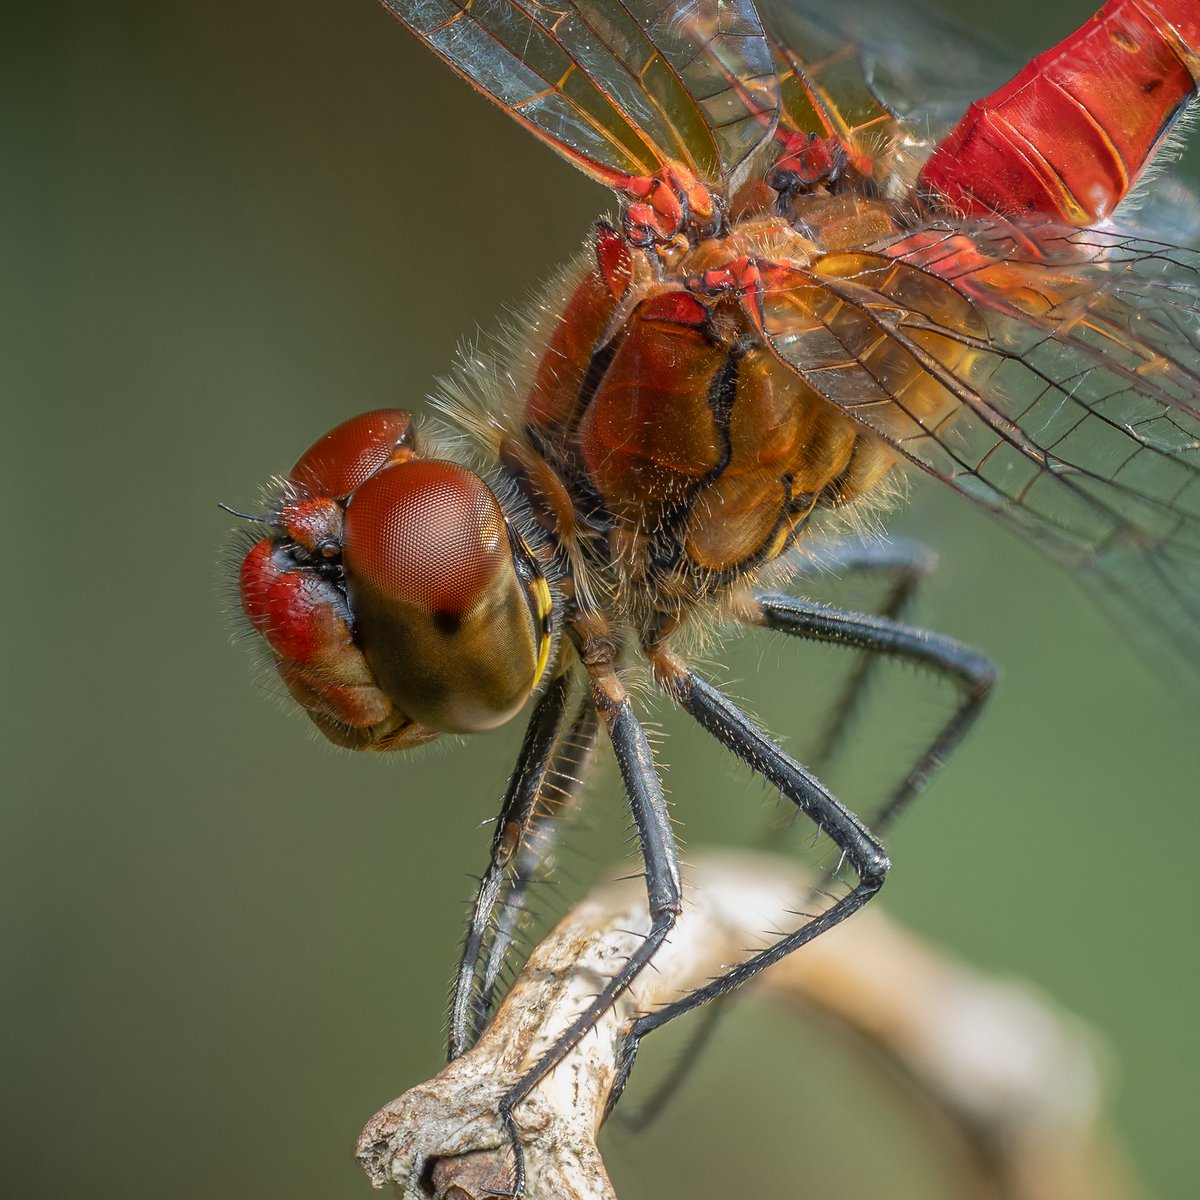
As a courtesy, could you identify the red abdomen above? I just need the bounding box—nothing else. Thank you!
[920,0,1200,223]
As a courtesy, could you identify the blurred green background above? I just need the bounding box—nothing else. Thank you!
[6,0,1197,1196]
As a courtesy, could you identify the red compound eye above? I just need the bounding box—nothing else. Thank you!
[341,460,544,734]
[344,460,507,620]
[290,408,416,499]
[234,413,552,749]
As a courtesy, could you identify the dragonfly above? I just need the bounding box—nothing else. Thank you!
[230,0,1200,1189]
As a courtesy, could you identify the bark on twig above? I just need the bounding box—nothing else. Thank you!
[357,850,1140,1200]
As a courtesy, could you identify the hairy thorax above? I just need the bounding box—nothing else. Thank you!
[490,194,912,631]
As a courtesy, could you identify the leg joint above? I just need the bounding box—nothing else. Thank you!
[965,651,998,699]
[857,846,891,892]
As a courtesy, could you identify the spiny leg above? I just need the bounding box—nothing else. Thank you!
[796,537,938,778]
[610,606,992,1115]
[628,542,941,1131]
[615,991,729,1132]
[606,643,890,1118]
[497,655,683,1197]
[749,591,995,831]
[448,670,574,1061]
[472,697,600,1043]
[757,538,936,846]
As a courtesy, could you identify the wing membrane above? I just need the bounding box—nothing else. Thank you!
[758,0,1009,141]
[753,223,1200,668]
[768,28,898,174]
[378,0,779,189]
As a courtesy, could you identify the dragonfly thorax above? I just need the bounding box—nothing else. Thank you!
[491,212,904,630]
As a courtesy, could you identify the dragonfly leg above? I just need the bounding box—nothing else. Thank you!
[605,643,890,1117]
[497,656,684,1197]
[620,542,938,1132]
[472,697,599,1041]
[607,603,993,1114]
[795,537,938,776]
[448,671,574,1061]
[749,591,995,831]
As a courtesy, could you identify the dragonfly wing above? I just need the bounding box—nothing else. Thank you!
[750,221,1200,671]
[1121,176,1200,248]
[377,0,779,190]
[757,0,1009,147]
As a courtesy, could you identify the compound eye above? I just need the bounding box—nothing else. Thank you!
[290,409,416,499]
[343,460,545,734]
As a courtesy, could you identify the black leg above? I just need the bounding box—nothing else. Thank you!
[795,537,937,777]
[614,988,729,1130]
[621,549,959,1131]
[619,540,936,1128]
[604,646,890,1116]
[497,660,683,1197]
[448,671,574,1061]
[472,697,600,1040]
[626,596,988,1100]
[750,592,995,831]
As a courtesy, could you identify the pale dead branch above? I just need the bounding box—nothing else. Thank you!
[357,849,1141,1200]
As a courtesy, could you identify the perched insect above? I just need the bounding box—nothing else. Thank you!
[230,0,1200,1189]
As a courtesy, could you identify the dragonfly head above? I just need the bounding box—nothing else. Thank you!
[233,409,555,751]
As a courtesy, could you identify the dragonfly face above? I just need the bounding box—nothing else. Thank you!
[229,0,1199,1187]
[238,409,553,749]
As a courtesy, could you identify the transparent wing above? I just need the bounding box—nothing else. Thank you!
[765,14,900,172]
[1120,175,1200,249]
[749,221,1200,670]
[377,0,779,190]
[757,0,1010,146]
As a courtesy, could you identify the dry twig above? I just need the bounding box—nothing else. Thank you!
[357,850,1140,1200]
